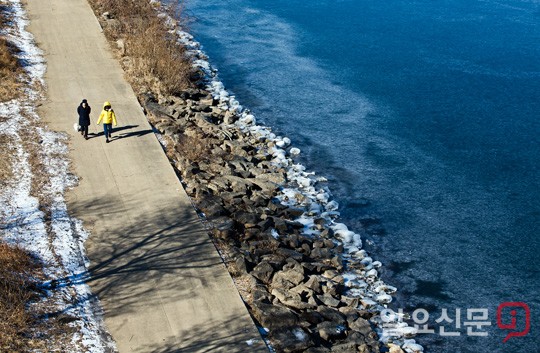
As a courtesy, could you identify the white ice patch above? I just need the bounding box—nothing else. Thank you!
[289,147,301,156]
[293,328,307,341]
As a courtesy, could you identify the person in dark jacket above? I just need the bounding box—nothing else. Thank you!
[77,99,91,139]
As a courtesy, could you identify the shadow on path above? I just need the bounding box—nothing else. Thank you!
[39,195,266,352]
[86,124,150,140]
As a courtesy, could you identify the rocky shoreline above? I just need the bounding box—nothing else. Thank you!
[96,5,424,353]
[142,89,384,353]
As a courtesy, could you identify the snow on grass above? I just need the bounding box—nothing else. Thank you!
[0,1,115,352]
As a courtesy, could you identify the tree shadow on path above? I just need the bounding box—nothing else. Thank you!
[45,194,265,352]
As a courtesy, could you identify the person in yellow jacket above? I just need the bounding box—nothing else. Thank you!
[96,101,117,143]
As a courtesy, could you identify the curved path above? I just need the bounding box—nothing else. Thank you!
[25,0,266,352]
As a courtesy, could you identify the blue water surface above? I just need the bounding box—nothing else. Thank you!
[178,0,540,351]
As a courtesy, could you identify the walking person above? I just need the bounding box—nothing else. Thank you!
[96,101,117,143]
[77,99,91,140]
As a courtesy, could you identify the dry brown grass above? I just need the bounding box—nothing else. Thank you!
[173,133,212,163]
[0,3,23,101]
[0,133,15,184]
[0,243,43,352]
[87,0,193,96]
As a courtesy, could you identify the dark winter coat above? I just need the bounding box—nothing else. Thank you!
[77,104,91,127]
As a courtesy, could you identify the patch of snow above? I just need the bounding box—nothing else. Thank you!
[293,328,307,341]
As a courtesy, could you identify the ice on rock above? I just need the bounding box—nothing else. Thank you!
[353,232,362,248]
[211,81,226,93]
[375,284,397,294]
[275,137,292,147]
[295,176,312,188]
[291,164,306,173]
[299,216,320,236]
[347,246,360,254]
[360,257,373,266]
[354,249,368,259]
[271,147,287,161]
[316,191,330,203]
[325,200,339,211]
[366,268,378,277]
[308,202,322,215]
[331,222,348,232]
[289,147,301,156]
[304,185,316,195]
[230,99,243,112]
[297,215,314,227]
[398,326,418,338]
[403,340,424,353]
[335,229,355,244]
[342,273,358,285]
[360,298,378,308]
[376,293,393,304]
[275,137,289,148]
[193,59,210,71]
[293,328,307,341]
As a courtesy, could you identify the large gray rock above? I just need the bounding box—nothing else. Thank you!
[271,287,315,310]
[311,247,332,260]
[290,283,315,298]
[232,210,260,228]
[269,326,313,353]
[195,195,227,218]
[255,255,281,272]
[304,347,331,353]
[275,248,304,262]
[272,269,305,289]
[250,301,298,330]
[340,296,360,309]
[349,317,372,337]
[316,294,341,308]
[220,191,245,203]
[223,110,238,124]
[210,216,235,239]
[330,341,358,352]
[250,261,275,284]
[255,171,287,185]
[338,306,360,324]
[317,306,346,325]
[299,309,325,325]
[317,321,347,342]
[303,275,323,294]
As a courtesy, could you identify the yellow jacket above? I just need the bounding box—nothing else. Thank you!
[97,101,117,126]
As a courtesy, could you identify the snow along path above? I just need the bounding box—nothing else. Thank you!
[0,0,114,351]
[23,0,267,352]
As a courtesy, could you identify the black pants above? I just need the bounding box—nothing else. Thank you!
[80,125,89,138]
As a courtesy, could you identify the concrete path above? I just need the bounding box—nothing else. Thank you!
[24,0,267,352]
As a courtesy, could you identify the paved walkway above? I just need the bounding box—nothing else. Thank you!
[24,0,266,352]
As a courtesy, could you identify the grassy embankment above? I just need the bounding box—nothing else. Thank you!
[0,4,50,352]
[1,1,192,350]
[87,0,193,96]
